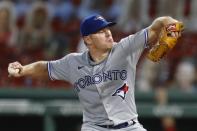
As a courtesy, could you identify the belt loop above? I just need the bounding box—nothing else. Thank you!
[132,119,136,125]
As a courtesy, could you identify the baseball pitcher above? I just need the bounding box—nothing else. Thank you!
[8,14,183,131]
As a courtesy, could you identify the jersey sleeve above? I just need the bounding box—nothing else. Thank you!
[118,28,148,63]
[47,55,71,81]
[119,28,148,52]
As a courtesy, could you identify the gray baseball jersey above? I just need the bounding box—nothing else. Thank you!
[48,28,148,126]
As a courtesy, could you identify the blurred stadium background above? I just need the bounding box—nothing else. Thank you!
[0,0,197,131]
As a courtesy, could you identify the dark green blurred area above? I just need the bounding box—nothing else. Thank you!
[0,88,196,131]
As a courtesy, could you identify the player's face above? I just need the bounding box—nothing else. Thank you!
[87,27,114,51]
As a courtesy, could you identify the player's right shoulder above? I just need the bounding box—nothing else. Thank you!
[50,52,86,65]
[60,52,85,62]
[66,52,84,59]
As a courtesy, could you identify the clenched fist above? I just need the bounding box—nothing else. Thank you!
[8,61,23,77]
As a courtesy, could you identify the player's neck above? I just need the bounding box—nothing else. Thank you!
[89,49,110,64]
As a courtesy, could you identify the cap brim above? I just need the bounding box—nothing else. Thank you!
[107,22,116,27]
[102,22,116,29]
[95,22,116,33]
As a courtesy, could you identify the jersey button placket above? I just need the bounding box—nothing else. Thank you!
[92,66,103,96]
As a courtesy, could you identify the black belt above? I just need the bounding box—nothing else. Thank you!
[97,119,136,129]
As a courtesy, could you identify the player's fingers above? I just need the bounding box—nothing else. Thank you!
[8,63,15,68]
[8,66,21,77]
[177,31,181,38]
[170,32,176,37]
[170,32,180,38]
[14,64,22,69]
[13,61,20,66]
[175,32,179,37]
[12,61,22,69]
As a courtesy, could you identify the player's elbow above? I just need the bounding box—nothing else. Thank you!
[35,61,49,79]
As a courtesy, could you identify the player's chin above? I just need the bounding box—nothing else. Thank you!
[106,42,113,48]
[107,40,113,45]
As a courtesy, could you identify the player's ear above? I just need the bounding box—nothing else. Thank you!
[83,36,92,46]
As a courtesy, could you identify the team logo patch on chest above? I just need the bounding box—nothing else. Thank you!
[112,83,129,99]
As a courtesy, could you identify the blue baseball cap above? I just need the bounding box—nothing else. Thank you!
[80,14,116,36]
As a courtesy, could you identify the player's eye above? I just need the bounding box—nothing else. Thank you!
[97,30,105,33]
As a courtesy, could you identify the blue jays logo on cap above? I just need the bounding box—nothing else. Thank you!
[80,14,116,36]
[112,83,129,100]
[94,16,105,21]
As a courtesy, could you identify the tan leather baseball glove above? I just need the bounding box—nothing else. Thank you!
[147,22,184,62]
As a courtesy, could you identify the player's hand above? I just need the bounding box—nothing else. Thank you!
[165,17,184,38]
[165,22,184,38]
[8,61,23,77]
